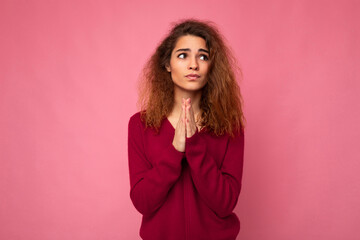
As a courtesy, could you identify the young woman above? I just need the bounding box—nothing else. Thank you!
[128,18,246,240]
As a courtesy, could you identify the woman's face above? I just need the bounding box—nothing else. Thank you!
[166,35,210,92]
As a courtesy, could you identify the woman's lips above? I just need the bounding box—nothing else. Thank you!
[186,74,200,80]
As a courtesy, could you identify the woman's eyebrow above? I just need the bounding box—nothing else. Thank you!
[175,48,209,54]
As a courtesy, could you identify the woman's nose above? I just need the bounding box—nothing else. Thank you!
[188,57,199,70]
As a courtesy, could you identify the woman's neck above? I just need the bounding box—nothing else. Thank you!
[170,88,202,121]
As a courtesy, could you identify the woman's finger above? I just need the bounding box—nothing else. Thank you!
[188,99,196,124]
[181,99,187,134]
[172,98,186,152]
[186,98,197,138]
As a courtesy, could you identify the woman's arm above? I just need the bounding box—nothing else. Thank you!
[185,129,245,218]
[128,114,184,216]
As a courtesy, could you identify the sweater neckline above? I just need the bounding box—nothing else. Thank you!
[164,117,176,131]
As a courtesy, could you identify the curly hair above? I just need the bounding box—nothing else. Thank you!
[137,18,246,137]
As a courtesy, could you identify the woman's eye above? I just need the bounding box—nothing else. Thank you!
[178,53,208,60]
[178,53,186,59]
[200,55,209,61]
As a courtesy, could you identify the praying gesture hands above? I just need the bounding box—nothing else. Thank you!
[172,98,198,152]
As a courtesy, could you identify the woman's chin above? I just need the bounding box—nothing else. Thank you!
[174,83,207,93]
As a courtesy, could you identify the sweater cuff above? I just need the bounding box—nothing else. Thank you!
[186,127,200,144]
[185,128,206,156]
[165,141,185,161]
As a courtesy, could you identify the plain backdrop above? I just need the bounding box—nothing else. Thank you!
[0,0,359,239]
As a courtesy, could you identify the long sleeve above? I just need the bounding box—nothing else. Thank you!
[185,129,245,218]
[127,115,184,216]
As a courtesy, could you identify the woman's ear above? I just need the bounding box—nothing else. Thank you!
[165,63,171,72]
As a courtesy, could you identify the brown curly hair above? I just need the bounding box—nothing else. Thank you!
[137,18,246,137]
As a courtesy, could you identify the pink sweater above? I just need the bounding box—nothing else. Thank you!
[128,112,245,240]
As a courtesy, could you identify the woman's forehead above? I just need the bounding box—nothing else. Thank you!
[173,35,208,52]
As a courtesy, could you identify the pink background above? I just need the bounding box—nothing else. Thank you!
[1,0,359,239]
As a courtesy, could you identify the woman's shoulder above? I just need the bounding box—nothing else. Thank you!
[129,111,166,137]
[128,111,146,129]
[129,111,142,122]
[130,109,150,121]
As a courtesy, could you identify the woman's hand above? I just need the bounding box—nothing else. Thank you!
[172,98,186,152]
[172,98,198,152]
[185,98,197,138]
